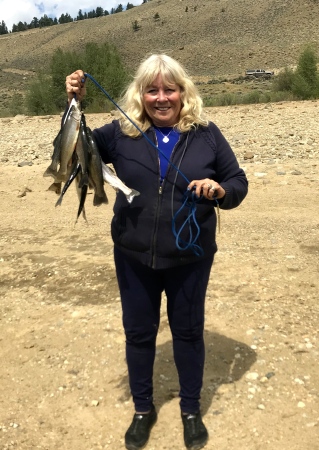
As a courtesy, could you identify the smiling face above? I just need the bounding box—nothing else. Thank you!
[143,74,182,127]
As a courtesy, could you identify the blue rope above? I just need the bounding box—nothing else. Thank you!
[84,72,205,255]
[172,190,204,256]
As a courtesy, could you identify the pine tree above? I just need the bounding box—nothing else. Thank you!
[0,20,8,34]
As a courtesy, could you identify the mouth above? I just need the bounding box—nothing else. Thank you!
[155,107,170,111]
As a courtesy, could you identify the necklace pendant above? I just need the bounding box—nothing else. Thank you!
[162,136,169,143]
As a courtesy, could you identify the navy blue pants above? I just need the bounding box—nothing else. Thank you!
[114,247,214,414]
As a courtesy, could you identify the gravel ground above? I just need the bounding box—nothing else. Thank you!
[0,101,318,450]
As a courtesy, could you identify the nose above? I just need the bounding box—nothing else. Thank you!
[157,89,167,102]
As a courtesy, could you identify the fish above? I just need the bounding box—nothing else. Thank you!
[75,114,89,189]
[57,99,82,182]
[75,175,88,224]
[45,98,82,183]
[86,127,109,206]
[101,162,140,204]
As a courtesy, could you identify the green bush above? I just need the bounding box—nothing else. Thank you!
[203,89,296,107]
[241,90,261,104]
[25,42,129,115]
[272,67,295,92]
[9,92,26,116]
[273,44,319,100]
[25,73,57,115]
[292,45,319,99]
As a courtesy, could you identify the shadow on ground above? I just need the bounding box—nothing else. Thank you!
[115,330,257,414]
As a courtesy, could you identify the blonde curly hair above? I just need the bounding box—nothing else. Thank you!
[118,54,208,137]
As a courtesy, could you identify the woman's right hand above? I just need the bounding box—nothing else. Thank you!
[65,70,87,103]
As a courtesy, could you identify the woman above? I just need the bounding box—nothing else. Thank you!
[65,54,248,450]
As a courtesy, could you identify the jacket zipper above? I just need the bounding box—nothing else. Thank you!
[151,132,163,268]
[150,131,182,268]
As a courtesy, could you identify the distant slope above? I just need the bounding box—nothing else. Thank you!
[0,0,318,113]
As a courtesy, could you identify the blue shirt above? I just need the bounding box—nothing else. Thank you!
[154,127,180,182]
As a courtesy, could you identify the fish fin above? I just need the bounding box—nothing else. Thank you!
[47,182,62,194]
[125,189,140,204]
[93,192,109,206]
[74,208,88,226]
[55,195,63,207]
[43,166,58,179]
[75,184,88,225]
[82,209,88,223]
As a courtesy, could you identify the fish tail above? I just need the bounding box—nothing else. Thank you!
[125,189,140,204]
[55,195,63,207]
[43,166,58,179]
[93,192,109,206]
[47,182,62,195]
[75,184,88,225]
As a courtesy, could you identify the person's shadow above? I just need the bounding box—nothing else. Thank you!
[115,328,257,414]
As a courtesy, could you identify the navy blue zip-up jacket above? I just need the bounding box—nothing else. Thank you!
[93,120,248,269]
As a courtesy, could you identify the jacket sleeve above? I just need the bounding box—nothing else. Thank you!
[210,122,248,210]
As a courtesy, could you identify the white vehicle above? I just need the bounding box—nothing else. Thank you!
[245,69,274,77]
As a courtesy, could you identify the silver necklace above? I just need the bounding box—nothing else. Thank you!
[156,127,174,143]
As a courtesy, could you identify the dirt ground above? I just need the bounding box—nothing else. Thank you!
[0,102,318,450]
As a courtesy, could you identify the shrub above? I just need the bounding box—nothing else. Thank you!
[9,92,26,116]
[26,42,129,115]
[272,67,294,92]
[132,20,140,31]
[241,90,261,104]
[273,45,319,100]
[25,73,56,115]
[292,44,319,99]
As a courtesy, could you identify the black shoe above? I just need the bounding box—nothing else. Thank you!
[181,412,208,450]
[125,406,157,450]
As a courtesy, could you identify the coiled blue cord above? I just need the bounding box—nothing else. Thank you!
[84,72,206,256]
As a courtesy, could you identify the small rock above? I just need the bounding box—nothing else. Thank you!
[18,161,33,167]
[254,172,267,177]
[244,151,254,160]
[246,372,259,381]
[265,372,275,379]
[91,400,99,407]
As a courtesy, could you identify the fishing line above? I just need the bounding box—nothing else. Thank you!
[84,72,214,255]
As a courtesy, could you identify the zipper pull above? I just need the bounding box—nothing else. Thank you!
[159,185,163,195]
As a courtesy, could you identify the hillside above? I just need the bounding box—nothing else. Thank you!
[1,0,319,114]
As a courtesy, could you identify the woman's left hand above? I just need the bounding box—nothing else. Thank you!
[188,178,226,200]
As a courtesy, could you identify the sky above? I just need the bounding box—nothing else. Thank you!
[0,0,142,31]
